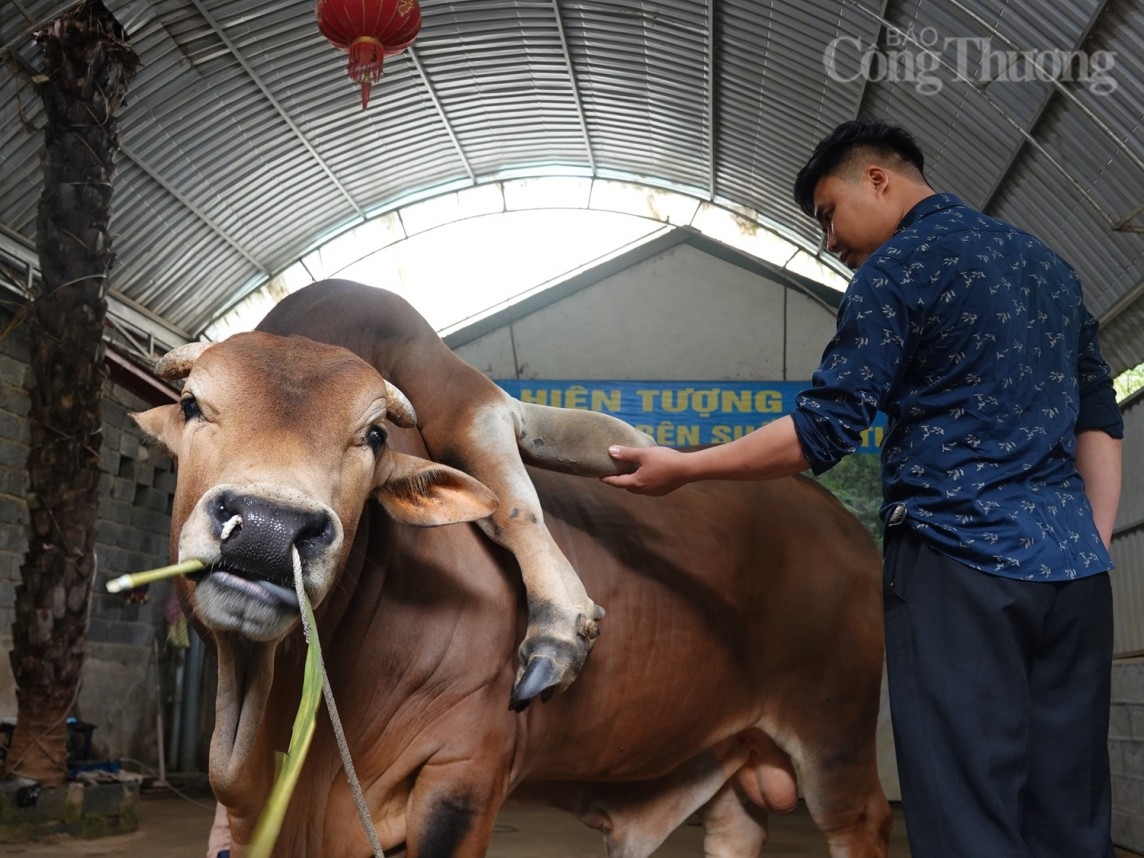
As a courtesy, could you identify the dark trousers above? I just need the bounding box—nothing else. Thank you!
[883,527,1114,858]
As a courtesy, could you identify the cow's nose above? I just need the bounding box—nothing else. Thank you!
[212,492,336,576]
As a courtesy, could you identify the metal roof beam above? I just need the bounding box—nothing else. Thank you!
[941,0,1138,181]
[852,0,893,121]
[705,0,714,199]
[978,0,1116,214]
[1102,273,1144,326]
[186,0,366,220]
[552,0,596,175]
[0,0,78,57]
[120,144,268,275]
[0,228,192,349]
[843,0,1122,229]
[405,46,477,183]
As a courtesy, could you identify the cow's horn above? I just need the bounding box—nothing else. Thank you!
[154,341,214,381]
[384,380,417,428]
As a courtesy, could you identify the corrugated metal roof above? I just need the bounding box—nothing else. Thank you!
[1,0,1142,370]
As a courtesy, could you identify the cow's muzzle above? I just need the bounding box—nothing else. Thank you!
[214,491,337,579]
[180,484,345,641]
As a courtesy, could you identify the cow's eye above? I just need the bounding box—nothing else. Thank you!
[180,396,202,422]
[365,424,387,453]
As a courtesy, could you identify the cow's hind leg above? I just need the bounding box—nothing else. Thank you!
[535,742,751,858]
[794,745,891,858]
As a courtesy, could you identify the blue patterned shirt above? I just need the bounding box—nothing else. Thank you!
[791,193,1123,581]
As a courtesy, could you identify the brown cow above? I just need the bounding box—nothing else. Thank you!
[134,329,891,857]
[257,279,656,708]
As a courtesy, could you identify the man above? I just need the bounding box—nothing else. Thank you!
[603,118,1123,857]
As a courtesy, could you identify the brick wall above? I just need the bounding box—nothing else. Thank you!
[0,321,31,628]
[0,305,179,770]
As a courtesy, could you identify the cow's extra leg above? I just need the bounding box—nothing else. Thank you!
[515,401,656,478]
[424,402,649,708]
[473,464,603,709]
[508,401,654,705]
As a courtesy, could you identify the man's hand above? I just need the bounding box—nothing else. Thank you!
[602,416,811,495]
[601,445,689,496]
[1076,429,1122,550]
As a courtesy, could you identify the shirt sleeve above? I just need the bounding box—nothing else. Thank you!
[1075,301,1124,438]
[791,257,918,474]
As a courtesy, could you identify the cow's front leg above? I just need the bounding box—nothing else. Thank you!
[404,761,505,858]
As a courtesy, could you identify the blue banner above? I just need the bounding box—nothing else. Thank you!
[496,380,885,452]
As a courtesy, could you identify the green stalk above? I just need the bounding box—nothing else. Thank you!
[247,593,324,858]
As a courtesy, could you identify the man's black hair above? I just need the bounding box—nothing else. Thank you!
[793,119,926,218]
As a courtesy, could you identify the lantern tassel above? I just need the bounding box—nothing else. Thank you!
[348,36,385,109]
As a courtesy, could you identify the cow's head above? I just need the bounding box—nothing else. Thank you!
[133,331,498,643]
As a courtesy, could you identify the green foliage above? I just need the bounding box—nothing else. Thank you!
[1115,362,1144,402]
[809,454,884,549]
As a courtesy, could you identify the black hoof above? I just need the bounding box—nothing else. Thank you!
[509,656,562,712]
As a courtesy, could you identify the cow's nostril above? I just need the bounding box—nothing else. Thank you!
[295,514,336,560]
[210,491,241,537]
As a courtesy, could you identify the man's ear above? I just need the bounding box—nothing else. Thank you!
[374,451,498,526]
[867,164,888,195]
[131,404,181,457]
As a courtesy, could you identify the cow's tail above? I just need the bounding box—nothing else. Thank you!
[515,402,655,477]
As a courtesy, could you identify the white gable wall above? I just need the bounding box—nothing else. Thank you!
[452,242,837,381]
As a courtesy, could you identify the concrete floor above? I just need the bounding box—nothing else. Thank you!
[1,788,1138,857]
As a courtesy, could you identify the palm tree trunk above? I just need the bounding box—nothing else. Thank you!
[4,0,138,787]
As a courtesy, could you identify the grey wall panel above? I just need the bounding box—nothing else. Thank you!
[1114,390,1144,657]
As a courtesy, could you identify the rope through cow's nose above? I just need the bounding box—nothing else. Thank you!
[220,515,242,541]
[290,545,385,858]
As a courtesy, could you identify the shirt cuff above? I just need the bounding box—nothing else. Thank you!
[790,408,847,475]
[1077,382,1124,438]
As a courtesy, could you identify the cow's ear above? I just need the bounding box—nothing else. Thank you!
[374,452,497,526]
[131,405,181,457]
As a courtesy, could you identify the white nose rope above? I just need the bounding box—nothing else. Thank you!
[292,546,385,858]
[220,515,242,541]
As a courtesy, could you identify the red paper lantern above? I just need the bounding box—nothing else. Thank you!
[315,0,422,109]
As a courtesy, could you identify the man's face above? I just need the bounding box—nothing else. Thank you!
[812,169,898,271]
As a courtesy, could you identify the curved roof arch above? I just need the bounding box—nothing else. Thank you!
[203,174,852,340]
[1,0,1142,372]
